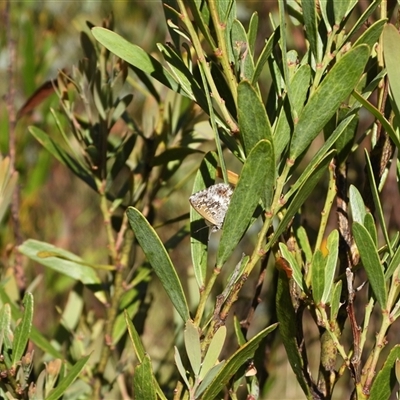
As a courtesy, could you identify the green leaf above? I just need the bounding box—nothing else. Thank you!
[238,81,272,155]
[12,293,33,367]
[91,28,186,98]
[231,20,254,80]
[364,213,378,247]
[289,45,369,159]
[157,43,206,106]
[351,91,400,150]
[195,361,225,398]
[0,303,12,369]
[247,12,258,55]
[125,311,167,400]
[112,300,140,345]
[385,245,400,280]
[152,147,202,166]
[276,272,311,397]
[125,310,145,361]
[273,64,311,163]
[349,185,366,224]
[312,250,326,305]
[201,323,277,399]
[18,240,101,286]
[295,225,313,264]
[0,157,18,225]
[346,0,382,43]
[0,288,65,363]
[369,345,400,400]
[252,28,279,85]
[199,326,226,380]
[279,243,304,291]
[383,24,400,117]
[190,152,218,288]
[46,355,90,400]
[217,140,273,267]
[319,1,332,32]
[330,280,343,322]
[332,110,359,165]
[184,320,202,376]
[285,115,354,202]
[365,150,390,251]
[321,230,339,304]
[333,0,355,25]
[354,19,386,49]
[133,355,157,400]
[29,127,96,191]
[174,347,190,389]
[127,207,190,321]
[353,222,387,309]
[274,152,334,245]
[302,0,319,61]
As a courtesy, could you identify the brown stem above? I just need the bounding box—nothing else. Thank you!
[5,0,25,292]
[240,255,268,335]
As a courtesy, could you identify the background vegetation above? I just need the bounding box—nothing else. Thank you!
[1,1,400,399]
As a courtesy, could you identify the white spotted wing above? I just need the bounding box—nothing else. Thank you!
[189,183,233,232]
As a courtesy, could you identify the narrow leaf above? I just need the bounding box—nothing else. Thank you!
[195,361,225,398]
[133,355,157,400]
[274,152,333,245]
[29,127,96,191]
[279,243,304,291]
[174,347,190,389]
[365,150,391,251]
[354,19,386,49]
[201,323,277,399]
[184,320,202,376]
[302,0,319,61]
[369,345,400,400]
[125,309,167,400]
[383,24,400,116]
[312,250,326,305]
[349,185,366,224]
[199,326,226,380]
[91,28,184,97]
[18,240,100,285]
[12,293,33,366]
[217,140,273,266]
[273,64,311,163]
[0,303,12,368]
[252,28,279,84]
[0,288,65,363]
[290,45,369,159]
[45,355,90,400]
[238,81,272,155]
[231,20,254,80]
[330,280,343,321]
[353,222,387,309]
[276,273,311,397]
[127,207,190,321]
[385,245,400,280]
[321,230,339,304]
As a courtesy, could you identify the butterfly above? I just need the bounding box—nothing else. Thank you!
[189,183,233,232]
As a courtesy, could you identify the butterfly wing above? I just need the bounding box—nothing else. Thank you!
[189,183,233,231]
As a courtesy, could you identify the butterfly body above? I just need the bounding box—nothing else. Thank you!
[189,183,233,232]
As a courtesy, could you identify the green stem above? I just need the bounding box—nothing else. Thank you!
[93,179,126,397]
[362,313,391,391]
[314,160,336,252]
[320,308,351,369]
[176,0,238,133]
[194,266,221,327]
[207,0,238,104]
